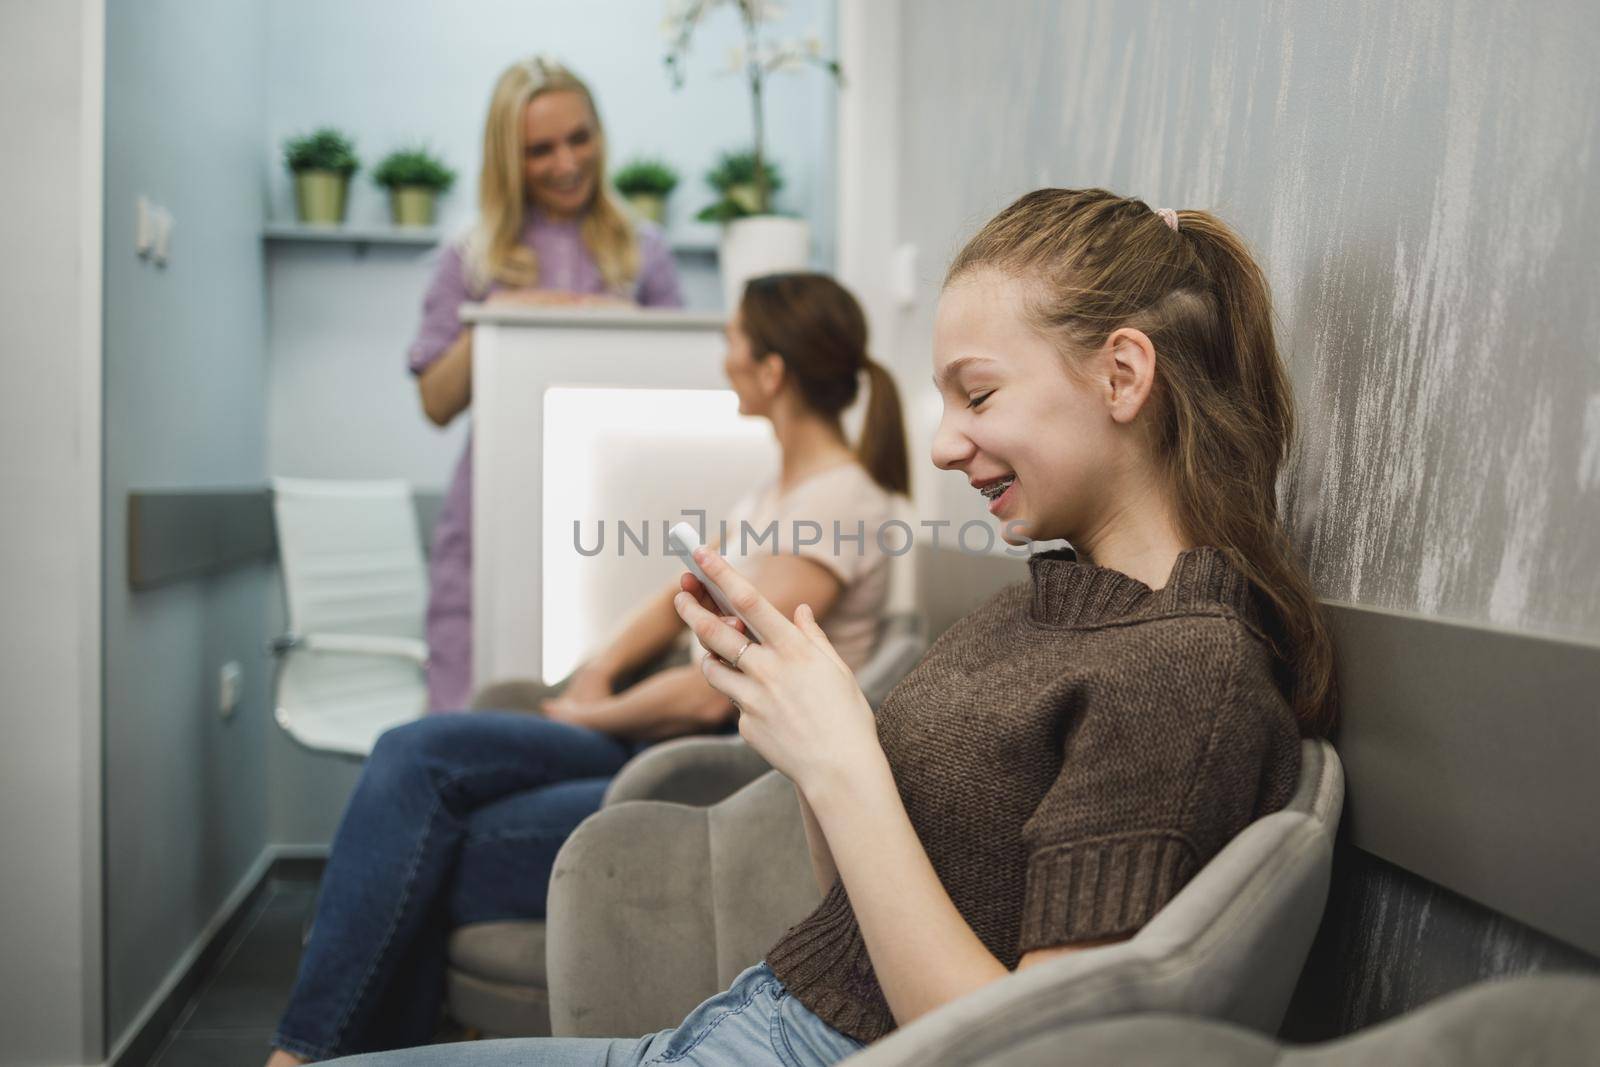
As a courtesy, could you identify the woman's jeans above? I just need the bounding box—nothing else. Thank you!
[322,961,866,1067]
[273,712,638,1059]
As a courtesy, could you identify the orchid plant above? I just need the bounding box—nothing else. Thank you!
[663,0,842,217]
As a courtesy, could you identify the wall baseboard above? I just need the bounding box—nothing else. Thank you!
[105,844,328,1067]
[1325,600,1600,957]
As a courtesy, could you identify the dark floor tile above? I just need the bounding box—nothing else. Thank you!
[151,1029,276,1067]
[270,857,328,888]
[263,883,318,913]
[182,889,312,1031]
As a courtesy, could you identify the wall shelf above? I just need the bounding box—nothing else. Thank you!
[262,222,443,248]
[261,223,718,258]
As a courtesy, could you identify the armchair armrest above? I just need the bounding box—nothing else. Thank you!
[856,614,928,709]
[603,735,771,807]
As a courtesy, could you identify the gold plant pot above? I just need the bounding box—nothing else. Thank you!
[624,193,667,224]
[389,186,438,227]
[726,182,763,214]
[294,170,349,225]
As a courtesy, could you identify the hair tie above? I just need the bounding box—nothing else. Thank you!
[1155,207,1180,232]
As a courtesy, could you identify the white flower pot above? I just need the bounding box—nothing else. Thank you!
[718,215,810,310]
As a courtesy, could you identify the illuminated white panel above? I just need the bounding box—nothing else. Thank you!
[542,387,779,682]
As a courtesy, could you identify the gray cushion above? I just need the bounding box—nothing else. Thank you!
[952,973,1600,1067]
[856,613,927,709]
[546,770,822,1037]
[443,967,552,1039]
[976,1016,1278,1067]
[602,735,771,807]
[445,736,773,1037]
[447,921,546,986]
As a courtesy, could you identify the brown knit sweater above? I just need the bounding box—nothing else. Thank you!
[764,545,1303,1043]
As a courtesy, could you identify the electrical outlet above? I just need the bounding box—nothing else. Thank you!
[136,196,155,257]
[152,207,173,266]
[219,660,242,718]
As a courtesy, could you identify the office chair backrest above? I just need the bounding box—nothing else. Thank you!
[272,477,426,642]
[271,477,430,757]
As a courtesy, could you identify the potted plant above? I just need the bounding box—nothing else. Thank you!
[697,150,783,220]
[373,146,456,227]
[284,127,359,225]
[665,0,843,307]
[613,158,680,224]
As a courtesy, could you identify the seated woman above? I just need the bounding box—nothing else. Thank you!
[266,273,910,1065]
[321,187,1338,1067]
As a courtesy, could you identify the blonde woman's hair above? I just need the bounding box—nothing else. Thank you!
[463,56,639,295]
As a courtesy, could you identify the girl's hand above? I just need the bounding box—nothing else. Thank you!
[672,548,880,794]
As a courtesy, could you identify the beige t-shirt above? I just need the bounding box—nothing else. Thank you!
[717,463,895,672]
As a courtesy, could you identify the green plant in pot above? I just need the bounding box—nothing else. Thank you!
[613,158,679,225]
[284,128,359,225]
[695,150,784,222]
[373,146,456,227]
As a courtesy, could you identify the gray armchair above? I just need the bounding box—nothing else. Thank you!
[443,736,772,1037]
[543,739,1344,1062]
[445,610,927,1037]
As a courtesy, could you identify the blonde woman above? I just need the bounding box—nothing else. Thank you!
[411,57,683,711]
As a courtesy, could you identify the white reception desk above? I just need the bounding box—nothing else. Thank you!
[464,304,780,689]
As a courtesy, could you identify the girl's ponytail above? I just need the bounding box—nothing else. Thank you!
[1174,212,1338,736]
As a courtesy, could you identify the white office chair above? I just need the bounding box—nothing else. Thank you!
[270,477,430,758]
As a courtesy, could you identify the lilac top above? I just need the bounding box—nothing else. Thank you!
[409,211,684,711]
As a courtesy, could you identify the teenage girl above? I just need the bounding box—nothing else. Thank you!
[325,187,1336,1067]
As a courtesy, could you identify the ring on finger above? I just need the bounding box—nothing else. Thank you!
[731,640,753,670]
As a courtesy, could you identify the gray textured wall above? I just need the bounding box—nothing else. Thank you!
[102,0,273,1044]
[893,0,1600,1033]
[897,0,1600,644]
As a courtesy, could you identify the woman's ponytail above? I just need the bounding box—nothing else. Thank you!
[740,273,912,499]
[858,359,910,495]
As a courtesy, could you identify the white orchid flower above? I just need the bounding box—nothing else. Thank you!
[742,0,786,23]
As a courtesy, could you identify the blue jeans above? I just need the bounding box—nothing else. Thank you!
[273,712,639,1059]
[322,961,866,1066]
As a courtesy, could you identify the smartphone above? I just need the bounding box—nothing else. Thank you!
[667,522,765,645]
